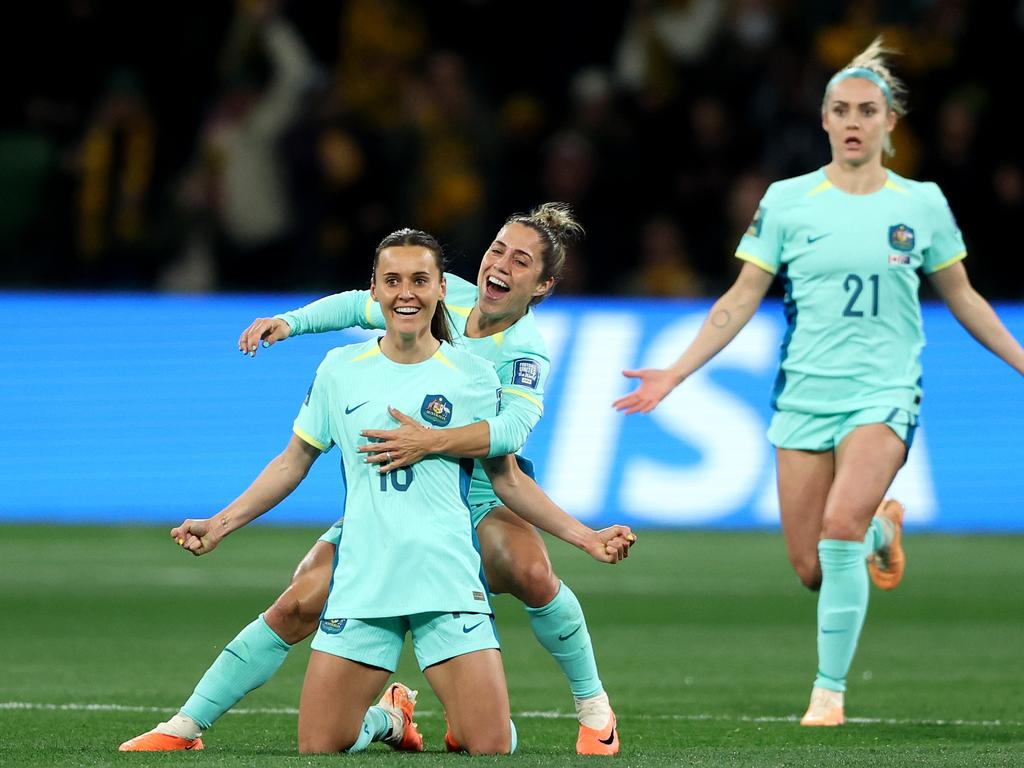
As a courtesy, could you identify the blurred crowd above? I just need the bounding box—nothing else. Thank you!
[3,0,1024,298]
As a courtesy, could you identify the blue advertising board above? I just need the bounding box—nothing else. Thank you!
[2,293,1022,531]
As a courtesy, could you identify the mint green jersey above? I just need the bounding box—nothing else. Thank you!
[736,168,967,415]
[293,339,501,618]
[279,273,551,506]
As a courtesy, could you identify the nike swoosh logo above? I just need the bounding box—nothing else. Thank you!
[558,625,581,642]
[598,727,616,746]
[807,233,831,243]
[462,621,484,633]
[345,401,370,414]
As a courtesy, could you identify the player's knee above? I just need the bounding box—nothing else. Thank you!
[298,734,348,754]
[463,730,511,755]
[265,592,319,645]
[790,555,822,591]
[505,557,558,607]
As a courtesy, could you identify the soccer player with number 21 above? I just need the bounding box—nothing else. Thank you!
[614,37,1024,726]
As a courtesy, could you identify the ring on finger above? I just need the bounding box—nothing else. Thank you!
[385,451,392,463]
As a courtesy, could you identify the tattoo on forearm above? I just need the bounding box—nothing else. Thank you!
[711,310,731,328]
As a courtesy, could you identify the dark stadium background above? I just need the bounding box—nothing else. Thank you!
[3,0,1023,299]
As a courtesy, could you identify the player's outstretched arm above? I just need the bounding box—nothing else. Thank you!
[171,435,321,555]
[480,455,636,564]
[238,291,383,356]
[928,261,1024,375]
[614,261,774,414]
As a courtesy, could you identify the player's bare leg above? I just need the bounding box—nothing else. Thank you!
[119,540,335,751]
[776,448,834,590]
[298,653,392,753]
[263,540,335,643]
[802,424,906,726]
[477,506,618,754]
[426,649,513,754]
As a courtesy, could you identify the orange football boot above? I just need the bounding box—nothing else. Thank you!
[576,711,619,755]
[378,682,424,752]
[118,731,204,752]
[800,687,845,726]
[868,499,906,590]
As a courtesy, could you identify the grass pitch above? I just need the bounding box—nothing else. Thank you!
[1,525,1021,767]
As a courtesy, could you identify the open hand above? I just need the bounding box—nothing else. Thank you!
[612,369,680,414]
[359,407,436,473]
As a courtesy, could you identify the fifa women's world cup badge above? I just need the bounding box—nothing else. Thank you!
[421,394,453,426]
[888,223,915,251]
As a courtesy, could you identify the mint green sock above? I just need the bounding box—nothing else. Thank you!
[509,718,518,754]
[346,706,390,753]
[181,614,291,729]
[814,540,869,693]
[525,581,603,698]
[862,516,887,558]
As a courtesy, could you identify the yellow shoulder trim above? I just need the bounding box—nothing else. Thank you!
[735,251,777,275]
[807,179,833,196]
[504,386,543,411]
[491,331,505,347]
[364,295,376,325]
[351,346,382,363]
[884,179,910,195]
[926,250,967,274]
[447,304,472,318]
[293,426,328,452]
[432,349,456,369]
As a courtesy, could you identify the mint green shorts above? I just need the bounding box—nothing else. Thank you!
[768,406,918,453]
[310,611,499,671]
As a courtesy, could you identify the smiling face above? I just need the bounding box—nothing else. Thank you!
[475,222,555,321]
[822,76,896,167]
[371,246,447,339]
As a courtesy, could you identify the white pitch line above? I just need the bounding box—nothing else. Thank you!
[1,702,1021,728]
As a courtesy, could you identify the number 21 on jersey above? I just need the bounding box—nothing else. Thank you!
[843,273,879,317]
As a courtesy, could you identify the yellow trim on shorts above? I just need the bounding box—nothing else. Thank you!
[294,426,328,451]
[926,250,967,274]
[735,251,777,275]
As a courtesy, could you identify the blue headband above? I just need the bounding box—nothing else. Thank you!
[826,67,893,106]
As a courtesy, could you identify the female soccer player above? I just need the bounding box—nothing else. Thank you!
[162,230,629,755]
[614,38,1024,726]
[120,213,633,753]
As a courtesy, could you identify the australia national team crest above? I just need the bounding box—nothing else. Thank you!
[421,394,453,426]
[888,223,915,252]
[320,617,347,635]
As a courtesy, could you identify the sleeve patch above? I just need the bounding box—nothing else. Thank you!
[745,206,765,238]
[304,375,316,405]
[511,358,541,389]
[495,387,502,416]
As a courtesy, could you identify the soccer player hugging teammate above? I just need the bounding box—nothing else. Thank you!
[614,38,1024,726]
[120,221,635,754]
